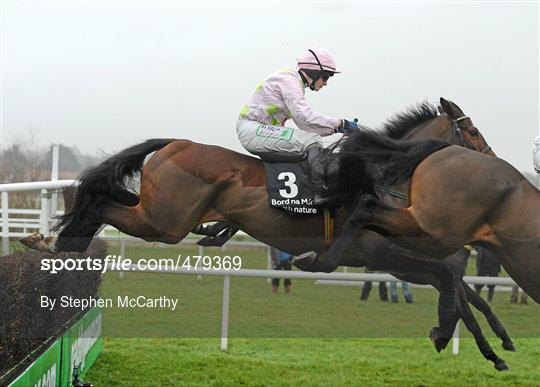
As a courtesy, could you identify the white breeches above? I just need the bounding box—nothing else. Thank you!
[236,118,344,157]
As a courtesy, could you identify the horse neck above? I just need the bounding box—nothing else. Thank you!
[403,115,455,143]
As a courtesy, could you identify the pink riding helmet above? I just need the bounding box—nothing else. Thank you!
[297,47,340,73]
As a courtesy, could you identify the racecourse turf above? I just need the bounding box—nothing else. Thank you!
[85,242,540,386]
[87,337,540,386]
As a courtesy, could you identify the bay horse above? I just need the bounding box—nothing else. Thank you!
[305,125,540,309]
[25,98,492,256]
[20,98,512,368]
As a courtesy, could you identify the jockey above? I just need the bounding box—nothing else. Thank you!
[237,47,359,204]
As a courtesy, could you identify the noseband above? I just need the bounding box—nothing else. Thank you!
[451,115,492,154]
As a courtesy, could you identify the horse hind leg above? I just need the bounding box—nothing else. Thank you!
[52,196,160,253]
[104,172,229,245]
[98,198,191,244]
[53,194,110,252]
[55,194,186,251]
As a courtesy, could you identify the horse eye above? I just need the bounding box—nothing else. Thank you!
[469,129,479,137]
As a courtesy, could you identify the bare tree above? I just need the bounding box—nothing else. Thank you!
[1,128,46,207]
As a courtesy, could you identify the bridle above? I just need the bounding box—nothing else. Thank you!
[451,115,492,154]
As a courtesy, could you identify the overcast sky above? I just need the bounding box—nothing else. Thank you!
[1,1,538,174]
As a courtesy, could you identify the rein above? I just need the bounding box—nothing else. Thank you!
[375,185,408,201]
[451,115,492,154]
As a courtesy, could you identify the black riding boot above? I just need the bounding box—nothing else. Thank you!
[306,145,328,205]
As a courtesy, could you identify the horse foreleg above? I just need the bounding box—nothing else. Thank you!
[355,233,460,340]
[293,201,369,272]
[352,194,422,234]
[192,222,232,237]
[295,193,441,273]
[464,284,515,351]
[196,225,239,247]
[455,283,509,371]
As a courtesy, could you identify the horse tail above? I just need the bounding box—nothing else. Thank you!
[338,128,450,200]
[53,139,175,249]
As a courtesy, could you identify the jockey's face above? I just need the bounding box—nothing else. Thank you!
[313,77,327,92]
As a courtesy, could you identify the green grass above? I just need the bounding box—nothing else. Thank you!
[87,338,540,386]
[85,242,539,385]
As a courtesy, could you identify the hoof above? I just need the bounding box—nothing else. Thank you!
[19,233,57,253]
[292,251,318,272]
[429,327,450,353]
[19,233,44,249]
[502,340,516,352]
[494,361,510,371]
[196,235,228,247]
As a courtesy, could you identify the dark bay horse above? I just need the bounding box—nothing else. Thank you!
[308,126,540,308]
[20,98,512,368]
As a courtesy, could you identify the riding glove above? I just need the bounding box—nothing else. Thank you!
[339,119,359,134]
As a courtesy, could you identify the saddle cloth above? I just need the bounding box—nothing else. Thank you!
[263,161,320,216]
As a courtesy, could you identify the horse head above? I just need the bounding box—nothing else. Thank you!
[439,97,496,156]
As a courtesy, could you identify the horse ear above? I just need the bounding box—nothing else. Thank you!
[439,97,464,119]
[439,97,451,113]
[437,106,444,114]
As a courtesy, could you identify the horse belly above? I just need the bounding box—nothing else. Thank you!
[217,184,329,255]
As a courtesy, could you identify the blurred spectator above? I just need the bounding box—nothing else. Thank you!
[270,247,293,294]
[510,285,529,305]
[474,246,500,302]
[389,281,414,303]
[360,269,388,301]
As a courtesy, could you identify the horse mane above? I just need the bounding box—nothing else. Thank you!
[337,126,450,203]
[379,101,438,139]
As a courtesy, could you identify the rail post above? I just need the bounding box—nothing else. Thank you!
[1,191,9,255]
[452,320,460,355]
[50,144,59,219]
[40,189,51,237]
[221,275,230,351]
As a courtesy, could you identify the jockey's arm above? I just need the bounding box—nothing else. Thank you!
[279,74,341,136]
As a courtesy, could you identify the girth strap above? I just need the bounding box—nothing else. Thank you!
[323,207,335,246]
